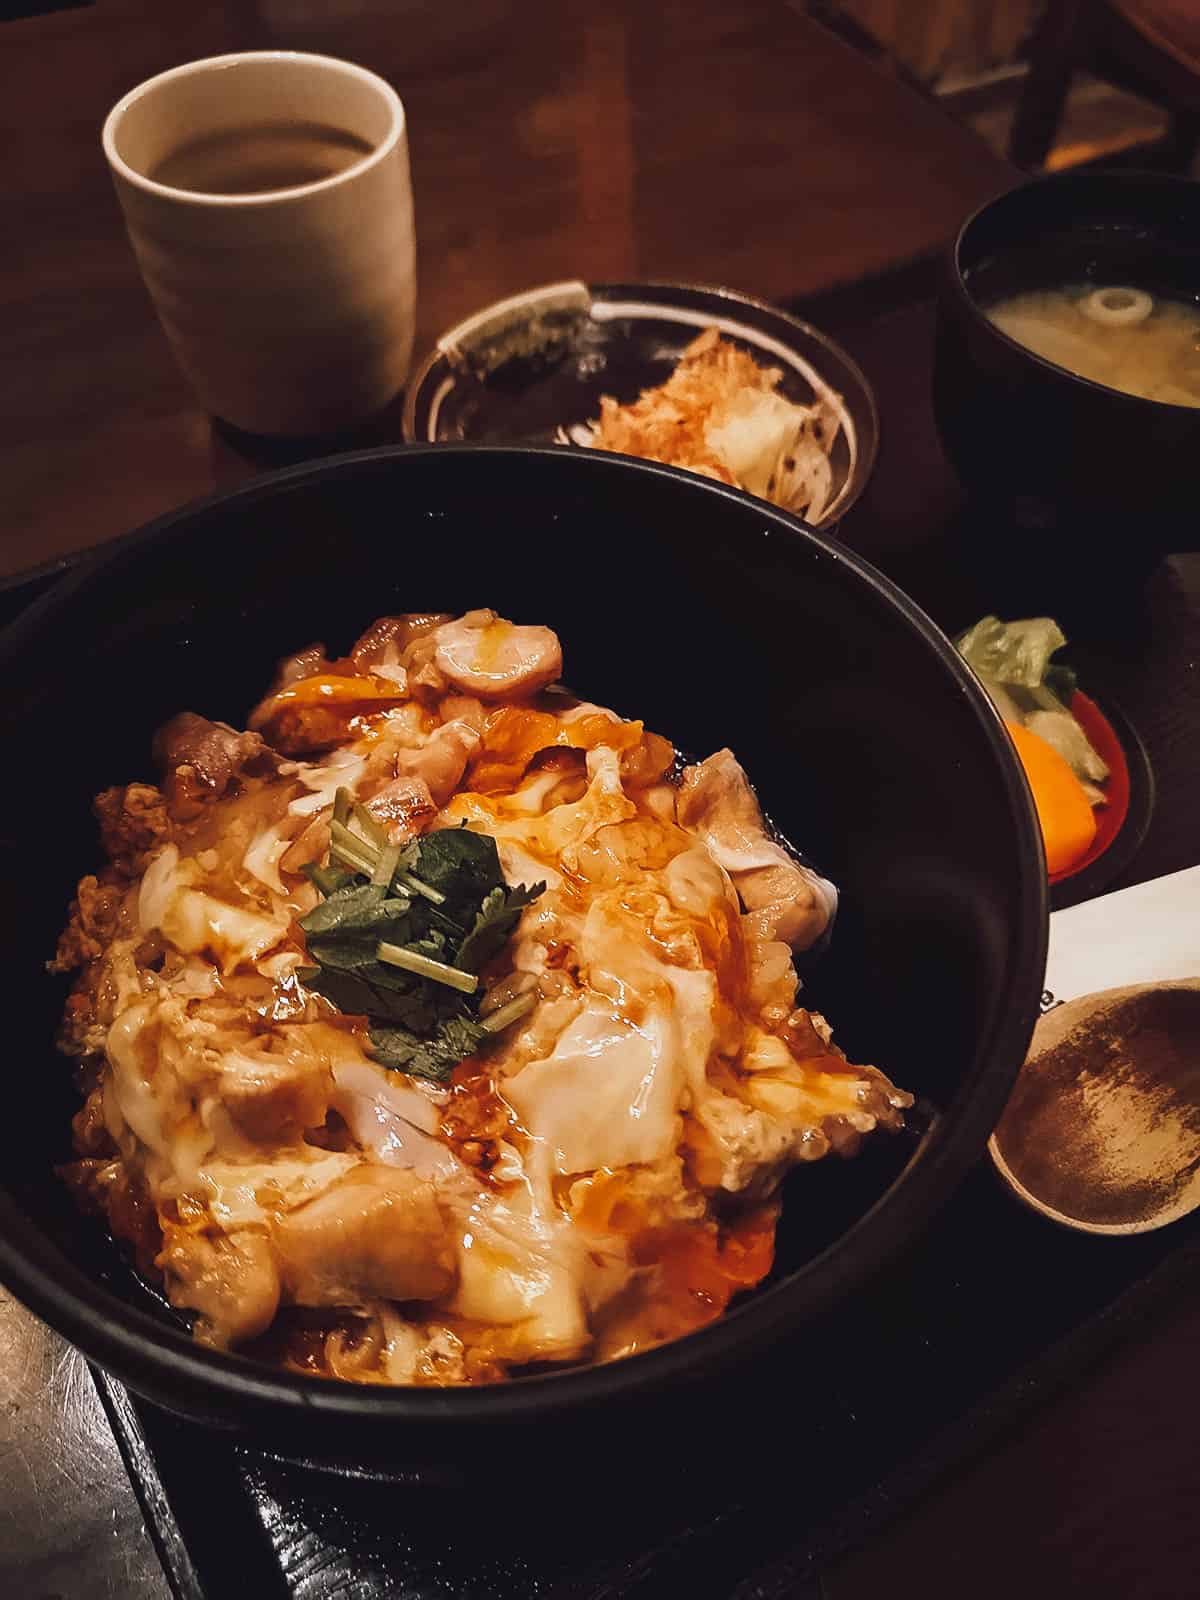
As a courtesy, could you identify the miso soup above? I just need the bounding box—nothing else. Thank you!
[985,285,1200,408]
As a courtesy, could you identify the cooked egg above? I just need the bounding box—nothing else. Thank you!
[52,612,911,1385]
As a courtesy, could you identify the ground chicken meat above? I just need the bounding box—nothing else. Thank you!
[94,783,171,873]
[49,874,126,973]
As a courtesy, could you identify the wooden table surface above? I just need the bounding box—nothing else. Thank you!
[3,3,1199,1598]
[2,0,1015,579]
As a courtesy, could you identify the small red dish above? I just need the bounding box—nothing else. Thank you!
[1047,691,1130,886]
[1046,687,1153,912]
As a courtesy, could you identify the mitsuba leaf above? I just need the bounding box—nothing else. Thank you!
[298,818,545,1081]
[302,863,356,898]
[301,965,390,1019]
[405,827,506,923]
[367,1013,490,1082]
[457,881,547,973]
[299,883,412,939]
[303,938,382,976]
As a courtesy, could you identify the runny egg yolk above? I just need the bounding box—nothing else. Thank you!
[1004,720,1097,876]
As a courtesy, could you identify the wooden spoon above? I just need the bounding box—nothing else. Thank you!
[989,979,1200,1235]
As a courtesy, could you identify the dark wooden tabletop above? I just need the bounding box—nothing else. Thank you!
[2,0,1014,579]
[3,3,1199,1598]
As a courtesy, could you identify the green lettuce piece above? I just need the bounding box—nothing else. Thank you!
[954,615,1067,691]
[954,614,1109,795]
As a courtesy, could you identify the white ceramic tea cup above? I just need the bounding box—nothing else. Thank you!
[103,51,416,436]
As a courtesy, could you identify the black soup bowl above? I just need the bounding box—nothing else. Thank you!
[0,445,1045,1470]
[935,171,1200,599]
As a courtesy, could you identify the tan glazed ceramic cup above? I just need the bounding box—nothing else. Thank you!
[103,52,416,436]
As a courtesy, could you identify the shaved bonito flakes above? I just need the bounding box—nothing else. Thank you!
[577,327,844,522]
[52,609,909,1386]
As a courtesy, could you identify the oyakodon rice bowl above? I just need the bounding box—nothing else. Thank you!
[0,444,1045,1455]
[52,609,910,1387]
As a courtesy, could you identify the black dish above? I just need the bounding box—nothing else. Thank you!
[0,445,1045,1468]
[402,279,880,527]
[934,171,1200,601]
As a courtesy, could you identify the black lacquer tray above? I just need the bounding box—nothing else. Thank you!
[8,257,1199,1600]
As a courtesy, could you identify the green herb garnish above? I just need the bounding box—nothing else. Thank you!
[457,882,546,973]
[376,940,480,993]
[481,991,538,1034]
[298,796,545,1083]
[364,1015,492,1083]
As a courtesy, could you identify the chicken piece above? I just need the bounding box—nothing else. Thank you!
[685,1089,828,1194]
[739,880,829,950]
[620,729,676,789]
[744,935,798,1023]
[278,813,331,877]
[155,713,273,797]
[160,1226,282,1348]
[391,719,480,807]
[352,713,477,810]
[439,693,487,735]
[676,749,836,951]
[351,613,452,670]
[363,774,436,844]
[218,1043,333,1142]
[685,1018,908,1194]
[432,611,562,700]
[272,1166,455,1307]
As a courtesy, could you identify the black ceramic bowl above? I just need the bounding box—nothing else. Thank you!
[0,446,1045,1470]
[934,171,1200,587]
